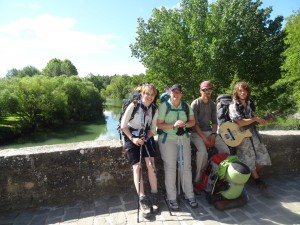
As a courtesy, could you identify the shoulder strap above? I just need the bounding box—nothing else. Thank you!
[182,101,190,121]
[129,100,140,121]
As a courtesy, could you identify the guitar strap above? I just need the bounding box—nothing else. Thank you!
[249,137,257,156]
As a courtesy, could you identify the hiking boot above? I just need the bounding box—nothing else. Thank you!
[139,196,152,218]
[186,198,198,208]
[151,192,160,214]
[168,199,179,211]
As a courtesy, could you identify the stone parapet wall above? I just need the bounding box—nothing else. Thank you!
[0,130,299,212]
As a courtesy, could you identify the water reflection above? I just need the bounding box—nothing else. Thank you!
[0,107,122,150]
[96,110,120,141]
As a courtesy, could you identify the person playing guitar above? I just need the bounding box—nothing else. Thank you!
[228,81,272,191]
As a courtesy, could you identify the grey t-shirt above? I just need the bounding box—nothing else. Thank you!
[191,98,217,132]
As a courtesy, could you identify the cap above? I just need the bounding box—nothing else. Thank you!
[170,84,182,92]
[200,81,213,89]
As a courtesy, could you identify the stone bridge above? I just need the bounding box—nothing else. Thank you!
[0,130,299,213]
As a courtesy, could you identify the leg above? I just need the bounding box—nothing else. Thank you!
[181,136,198,208]
[214,134,230,154]
[191,132,208,183]
[158,139,178,201]
[145,157,158,193]
[132,162,145,197]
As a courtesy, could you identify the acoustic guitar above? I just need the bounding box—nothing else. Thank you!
[219,112,278,147]
[219,122,252,147]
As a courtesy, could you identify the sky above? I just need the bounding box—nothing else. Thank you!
[0,0,299,78]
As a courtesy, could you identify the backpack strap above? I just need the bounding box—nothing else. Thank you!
[158,101,191,143]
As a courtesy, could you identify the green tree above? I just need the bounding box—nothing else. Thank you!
[61,76,103,121]
[4,76,68,129]
[5,66,40,78]
[20,65,41,77]
[279,10,300,111]
[102,75,132,100]
[85,74,106,92]
[42,58,78,77]
[130,6,199,100]
[6,68,20,78]
[61,59,78,76]
[130,0,285,108]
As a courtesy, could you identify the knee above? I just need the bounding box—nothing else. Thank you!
[132,164,140,173]
[196,150,208,158]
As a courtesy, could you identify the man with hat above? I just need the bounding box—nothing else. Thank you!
[191,81,230,191]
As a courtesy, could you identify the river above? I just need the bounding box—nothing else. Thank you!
[0,108,121,150]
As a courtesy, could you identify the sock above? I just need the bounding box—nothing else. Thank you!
[139,195,146,200]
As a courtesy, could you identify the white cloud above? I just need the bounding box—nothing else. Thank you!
[0,14,136,77]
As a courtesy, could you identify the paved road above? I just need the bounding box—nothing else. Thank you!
[0,175,299,225]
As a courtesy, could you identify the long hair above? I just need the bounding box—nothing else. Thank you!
[233,81,251,102]
[141,83,158,98]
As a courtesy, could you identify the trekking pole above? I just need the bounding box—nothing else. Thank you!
[144,143,172,216]
[137,144,143,223]
[177,135,185,202]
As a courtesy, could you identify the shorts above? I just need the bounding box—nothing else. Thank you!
[124,136,156,165]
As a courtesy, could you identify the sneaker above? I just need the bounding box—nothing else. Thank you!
[139,196,152,218]
[168,199,179,211]
[186,198,198,208]
[151,192,160,214]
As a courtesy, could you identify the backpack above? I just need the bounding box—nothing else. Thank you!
[157,97,191,143]
[194,153,230,193]
[216,94,233,127]
[216,94,256,127]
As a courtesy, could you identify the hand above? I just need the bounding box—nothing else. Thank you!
[203,136,213,148]
[174,120,186,128]
[255,117,267,124]
[133,136,145,146]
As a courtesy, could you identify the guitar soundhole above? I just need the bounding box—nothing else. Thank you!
[226,129,236,141]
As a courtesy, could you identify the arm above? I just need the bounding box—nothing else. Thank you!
[147,109,158,138]
[236,117,267,127]
[120,103,145,146]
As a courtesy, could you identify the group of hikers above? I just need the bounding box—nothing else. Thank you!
[120,80,272,218]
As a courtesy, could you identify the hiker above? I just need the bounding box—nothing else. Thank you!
[228,81,272,190]
[157,84,198,211]
[120,83,159,217]
[191,81,230,191]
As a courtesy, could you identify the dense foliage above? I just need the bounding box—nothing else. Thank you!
[276,10,300,111]
[0,75,104,131]
[130,0,289,115]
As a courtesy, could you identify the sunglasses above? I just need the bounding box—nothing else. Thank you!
[201,88,212,92]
